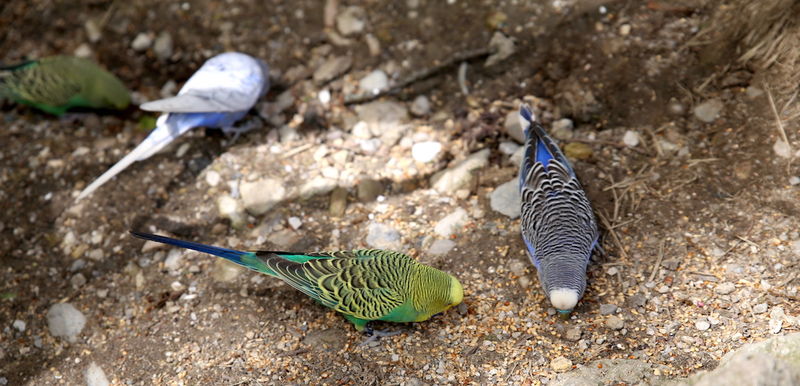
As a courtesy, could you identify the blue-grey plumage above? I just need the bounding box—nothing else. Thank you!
[518,104,599,318]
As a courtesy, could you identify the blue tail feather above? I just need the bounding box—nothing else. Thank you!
[130,231,248,265]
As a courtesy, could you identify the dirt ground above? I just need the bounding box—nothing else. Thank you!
[2,0,799,384]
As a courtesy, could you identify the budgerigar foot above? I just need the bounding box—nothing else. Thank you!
[359,326,403,346]
[221,117,262,144]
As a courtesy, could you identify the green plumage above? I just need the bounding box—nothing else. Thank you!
[0,55,130,115]
[130,232,464,331]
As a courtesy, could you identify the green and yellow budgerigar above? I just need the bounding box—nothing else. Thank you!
[0,55,130,115]
[131,231,464,331]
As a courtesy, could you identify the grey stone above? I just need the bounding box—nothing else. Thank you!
[753,303,769,314]
[565,327,582,341]
[358,70,388,94]
[683,333,800,386]
[217,195,246,229]
[240,177,286,215]
[606,315,624,330]
[357,179,384,202]
[366,222,402,250]
[431,149,490,193]
[410,95,431,116]
[434,208,469,238]
[553,359,669,386]
[695,319,711,331]
[329,187,348,216]
[428,239,456,256]
[47,303,86,342]
[411,141,442,163]
[693,99,723,123]
[504,110,525,143]
[715,282,736,295]
[623,130,640,147]
[551,118,574,140]
[550,356,573,373]
[153,32,173,61]
[355,100,409,137]
[211,259,242,282]
[85,362,110,386]
[304,328,348,351]
[485,32,516,67]
[313,56,352,84]
[599,304,618,315]
[131,32,152,51]
[336,6,366,36]
[490,179,521,219]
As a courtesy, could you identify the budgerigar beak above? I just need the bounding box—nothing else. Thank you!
[557,310,572,320]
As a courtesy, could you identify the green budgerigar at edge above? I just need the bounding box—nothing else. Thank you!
[131,231,464,331]
[0,55,130,115]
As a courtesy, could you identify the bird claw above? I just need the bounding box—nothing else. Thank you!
[359,326,403,346]
[221,118,262,144]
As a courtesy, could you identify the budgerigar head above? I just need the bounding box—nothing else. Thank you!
[538,261,587,320]
[413,269,464,322]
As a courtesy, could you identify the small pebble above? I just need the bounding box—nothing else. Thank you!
[753,303,768,314]
[606,315,624,330]
[412,141,442,163]
[12,320,26,332]
[565,327,581,341]
[623,130,640,147]
[695,319,711,331]
[715,282,736,295]
[599,304,618,315]
[789,176,800,186]
[550,356,572,372]
[288,216,302,230]
[131,32,152,51]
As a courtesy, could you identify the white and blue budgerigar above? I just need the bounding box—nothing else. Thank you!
[77,52,270,200]
[518,104,599,319]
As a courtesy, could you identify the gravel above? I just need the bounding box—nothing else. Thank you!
[693,98,724,122]
[489,179,521,219]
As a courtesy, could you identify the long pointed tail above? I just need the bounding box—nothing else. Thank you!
[129,231,276,276]
[76,115,184,200]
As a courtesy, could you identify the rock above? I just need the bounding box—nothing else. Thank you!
[164,249,183,271]
[551,119,574,140]
[695,319,711,331]
[684,332,800,385]
[499,141,520,155]
[313,55,352,84]
[564,142,592,160]
[358,70,389,94]
[770,307,786,334]
[85,362,110,386]
[490,179,521,219]
[411,141,442,163]
[434,208,469,238]
[715,282,736,295]
[789,176,800,186]
[70,273,87,288]
[551,356,573,373]
[84,20,102,43]
[485,32,516,67]
[619,24,631,36]
[365,33,381,56]
[131,32,152,51]
[329,187,348,216]
[431,149,490,193]
[504,110,525,143]
[73,43,93,58]
[267,229,301,249]
[336,6,367,36]
[623,130,640,147]
[47,303,86,342]
[693,98,723,123]
[299,176,338,199]
[366,222,402,250]
[753,303,768,314]
[428,239,456,255]
[355,100,409,137]
[288,216,302,230]
[565,327,582,341]
[357,179,384,202]
[606,315,624,330]
[12,320,25,332]
[240,177,286,215]
[599,304,618,315]
[410,95,431,116]
[510,146,525,165]
[153,32,173,61]
[553,359,669,386]
[217,195,246,229]
[211,259,241,282]
[508,260,527,276]
[774,139,792,159]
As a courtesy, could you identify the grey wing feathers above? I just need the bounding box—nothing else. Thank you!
[139,90,249,113]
